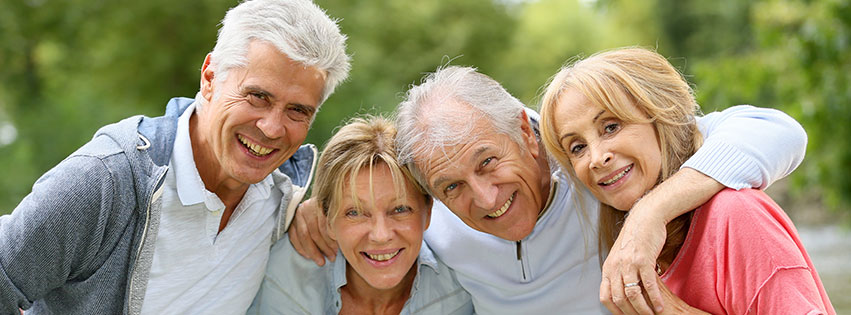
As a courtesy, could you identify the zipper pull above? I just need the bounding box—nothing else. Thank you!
[516,240,522,260]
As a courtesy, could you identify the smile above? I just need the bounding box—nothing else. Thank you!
[365,249,401,262]
[599,164,632,186]
[238,135,274,156]
[487,192,514,218]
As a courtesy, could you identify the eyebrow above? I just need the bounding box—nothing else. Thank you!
[430,146,490,191]
[558,110,606,143]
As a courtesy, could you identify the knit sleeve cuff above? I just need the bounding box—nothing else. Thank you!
[681,138,765,190]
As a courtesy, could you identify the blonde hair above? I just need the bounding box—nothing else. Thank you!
[313,115,430,224]
[539,47,704,265]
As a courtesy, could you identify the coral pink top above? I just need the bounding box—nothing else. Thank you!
[661,188,835,314]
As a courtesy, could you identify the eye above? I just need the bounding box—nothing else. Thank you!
[344,209,360,217]
[444,183,459,193]
[569,143,586,155]
[286,104,313,122]
[392,205,412,214]
[604,122,620,134]
[480,157,494,168]
[248,92,270,107]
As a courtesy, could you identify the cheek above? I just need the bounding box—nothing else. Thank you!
[571,159,593,187]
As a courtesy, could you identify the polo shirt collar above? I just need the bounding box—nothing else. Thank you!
[171,102,274,211]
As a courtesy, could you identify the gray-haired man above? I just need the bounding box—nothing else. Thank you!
[0,0,349,314]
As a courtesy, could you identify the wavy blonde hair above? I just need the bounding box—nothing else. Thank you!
[313,115,430,224]
[539,47,704,265]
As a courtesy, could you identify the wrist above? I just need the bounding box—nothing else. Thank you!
[627,191,671,226]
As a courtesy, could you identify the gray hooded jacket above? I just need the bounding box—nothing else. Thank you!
[0,97,315,314]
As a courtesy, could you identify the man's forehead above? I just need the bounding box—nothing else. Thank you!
[417,138,494,179]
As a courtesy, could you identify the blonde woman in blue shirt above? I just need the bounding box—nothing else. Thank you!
[248,116,472,315]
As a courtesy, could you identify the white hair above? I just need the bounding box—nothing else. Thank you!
[208,0,350,105]
[395,66,527,191]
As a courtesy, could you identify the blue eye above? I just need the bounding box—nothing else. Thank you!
[392,206,412,214]
[345,209,359,217]
[445,183,458,192]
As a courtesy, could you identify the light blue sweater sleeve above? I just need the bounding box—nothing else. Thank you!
[686,105,807,190]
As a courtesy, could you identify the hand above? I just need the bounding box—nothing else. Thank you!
[287,198,337,266]
[653,275,708,315]
[600,199,668,315]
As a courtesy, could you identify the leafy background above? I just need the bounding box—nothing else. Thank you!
[1,0,848,310]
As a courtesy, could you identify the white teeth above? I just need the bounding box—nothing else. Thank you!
[238,135,273,156]
[487,193,514,218]
[367,250,400,261]
[602,165,632,185]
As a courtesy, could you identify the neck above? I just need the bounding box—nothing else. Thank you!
[188,113,249,232]
[340,262,417,315]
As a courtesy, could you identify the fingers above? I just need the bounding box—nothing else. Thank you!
[309,209,336,261]
[640,265,664,313]
[288,202,326,266]
[600,277,624,315]
[623,279,653,315]
[610,276,640,315]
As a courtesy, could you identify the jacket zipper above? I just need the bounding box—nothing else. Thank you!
[126,169,167,314]
[516,240,527,280]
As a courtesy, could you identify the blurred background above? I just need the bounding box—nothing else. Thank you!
[1,0,848,310]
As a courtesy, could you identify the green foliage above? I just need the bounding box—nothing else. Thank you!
[686,0,851,212]
[1,0,849,219]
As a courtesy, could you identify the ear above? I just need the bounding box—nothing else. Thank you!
[422,196,433,230]
[326,214,338,242]
[519,110,540,159]
[199,53,215,102]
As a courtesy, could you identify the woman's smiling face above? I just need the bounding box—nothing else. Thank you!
[329,163,431,290]
[552,88,662,211]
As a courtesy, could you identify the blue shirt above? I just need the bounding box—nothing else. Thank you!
[248,236,473,315]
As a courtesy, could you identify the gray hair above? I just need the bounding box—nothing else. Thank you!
[395,66,527,192]
[208,0,350,104]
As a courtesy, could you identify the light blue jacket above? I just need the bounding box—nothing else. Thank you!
[0,97,315,315]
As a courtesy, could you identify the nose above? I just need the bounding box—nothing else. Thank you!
[256,109,286,139]
[590,144,613,170]
[469,177,498,211]
[369,215,393,243]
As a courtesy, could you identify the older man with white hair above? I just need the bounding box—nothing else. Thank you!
[0,0,349,314]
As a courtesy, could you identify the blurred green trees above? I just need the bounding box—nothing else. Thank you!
[1,0,849,217]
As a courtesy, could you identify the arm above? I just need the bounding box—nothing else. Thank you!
[686,105,807,190]
[601,105,807,314]
[0,155,115,312]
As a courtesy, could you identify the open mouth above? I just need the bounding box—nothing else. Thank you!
[363,249,401,262]
[599,164,632,186]
[487,192,515,218]
[238,134,274,157]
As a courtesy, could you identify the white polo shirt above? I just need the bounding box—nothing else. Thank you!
[141,104,281,314]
